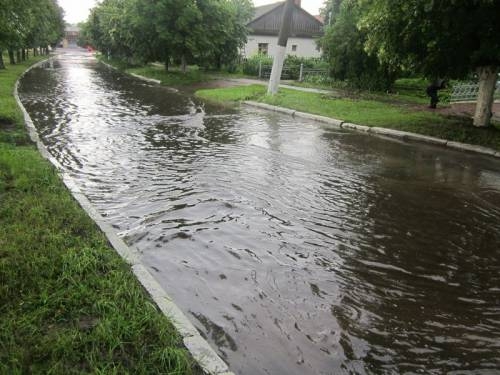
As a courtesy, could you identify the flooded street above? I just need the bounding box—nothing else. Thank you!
[19,50,500,374]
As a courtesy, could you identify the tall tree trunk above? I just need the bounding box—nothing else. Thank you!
[33,48,38,56]
[22,49,26,61]
[0,51,5,69]
[164,57,169,71]
[8,49,15,64]
[216,55,222,71]
[16,50,21,63]
[181,55,187,74]
[473,65,498,127]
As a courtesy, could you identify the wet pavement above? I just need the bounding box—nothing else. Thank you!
[19,49,500,374]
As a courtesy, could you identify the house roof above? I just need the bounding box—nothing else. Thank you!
[252,3,282,21]
[248,2,324,38]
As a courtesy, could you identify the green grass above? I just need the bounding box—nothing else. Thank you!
[127,65,211,86]
[98,56,212,86]
[1,55,199,373]
[196,84,500,151]
[292,77,452,105]
[0,55,46,145]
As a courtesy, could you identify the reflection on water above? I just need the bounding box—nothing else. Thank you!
[19,50,500,374]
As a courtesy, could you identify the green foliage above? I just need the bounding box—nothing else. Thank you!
[0,146,198,374]
[81,0,253,71]
[0,54,46,144]
[0,0,64,61]
[360,0,500,79]
[127,65,211,86]
[242,54,273,75]
[320,0,396,91]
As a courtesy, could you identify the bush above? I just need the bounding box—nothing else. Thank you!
[242,54,273,76]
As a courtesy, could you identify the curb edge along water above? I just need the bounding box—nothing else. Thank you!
[99,59,162,85]
[14,55,234,375]
[243,101,500,159]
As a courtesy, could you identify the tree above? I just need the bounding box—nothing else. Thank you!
[81,0,252,73]
[360,0,500,127]
[321,0,343,26]
[320,0,396,91]
[0,0,64,69]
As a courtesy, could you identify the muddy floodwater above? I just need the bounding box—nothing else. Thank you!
[19,50,500,374]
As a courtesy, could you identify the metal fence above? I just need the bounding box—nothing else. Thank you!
[257,62,328,81]
[450,81,500,103]
[259,64,294,79]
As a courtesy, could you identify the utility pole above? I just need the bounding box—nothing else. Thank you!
[267,0,294,95]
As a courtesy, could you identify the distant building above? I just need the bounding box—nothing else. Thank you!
[243,0,324,58]
[62,25,80,47]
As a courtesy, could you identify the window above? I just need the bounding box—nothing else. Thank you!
[292,45,297,52]
[258,43,269,55]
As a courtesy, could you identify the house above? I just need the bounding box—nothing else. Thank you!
[243,0,324,58]
[62,25,80,48]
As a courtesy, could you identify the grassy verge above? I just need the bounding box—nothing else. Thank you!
[0,55,45,145]
[291,77,452,105]
[1,57,199,372]
[98,56,212,86]
[195,84,500,151]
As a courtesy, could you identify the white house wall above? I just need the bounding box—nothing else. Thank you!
[243,35,322,58]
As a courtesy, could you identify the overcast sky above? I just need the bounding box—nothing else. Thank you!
[59,0,325,24]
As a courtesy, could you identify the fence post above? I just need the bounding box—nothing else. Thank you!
[258,60,262,79]
[299,63,304,82]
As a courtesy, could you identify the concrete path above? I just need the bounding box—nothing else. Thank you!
[220,77,338,95]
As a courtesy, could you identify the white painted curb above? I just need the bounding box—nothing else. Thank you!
[14,58,234,375]
[243,101,500,159]
[99,59,162,85]
[130,73,161,85]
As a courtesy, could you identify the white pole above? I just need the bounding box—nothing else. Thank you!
[267,0,295,95]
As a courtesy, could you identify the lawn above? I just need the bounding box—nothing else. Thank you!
[98,56,212,86]
[195,84,500,151]
[0,54,199,373]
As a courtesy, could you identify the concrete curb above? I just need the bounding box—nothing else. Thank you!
[99,59,162,85]
[130,73,161,85]
[15,58,233,375]
[243,101,500,159]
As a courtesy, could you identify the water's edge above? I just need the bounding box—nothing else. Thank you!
[14,56,233,375]
[244,101,500,158]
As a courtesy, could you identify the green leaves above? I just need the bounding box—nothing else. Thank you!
[0,0,64,52]
[360,0,500,79]
[81,0,253,70]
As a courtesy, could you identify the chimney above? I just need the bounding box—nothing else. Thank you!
[294,0,301,7]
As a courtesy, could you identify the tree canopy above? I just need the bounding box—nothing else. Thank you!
[320,0,500,126]
[320,0,396,91]
[0,0,64,68]
[360,0,500,79]
[80,0,253,71]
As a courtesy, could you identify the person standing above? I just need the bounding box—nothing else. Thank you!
[426,79,446,108]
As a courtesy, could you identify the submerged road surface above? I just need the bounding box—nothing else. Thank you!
[20,50,500,374]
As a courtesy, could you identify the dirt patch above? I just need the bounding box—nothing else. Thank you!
[447,102,500,121]
[397,101,500,123]
[0,118,17,132]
